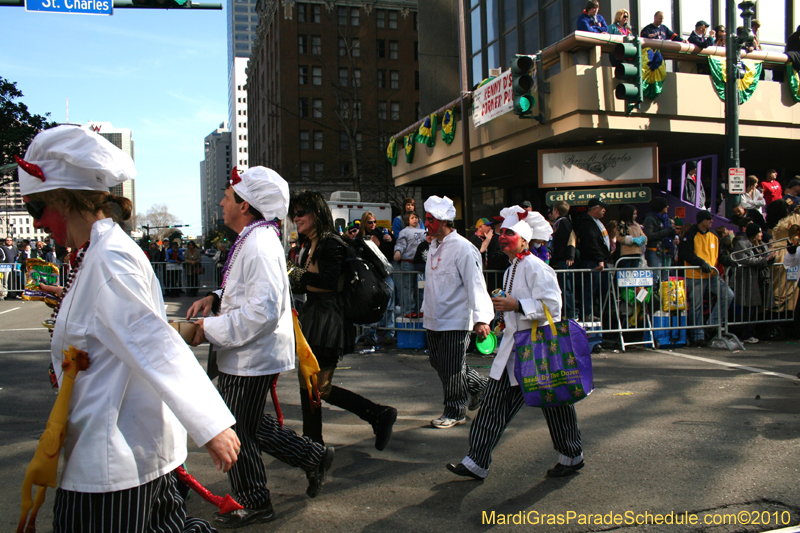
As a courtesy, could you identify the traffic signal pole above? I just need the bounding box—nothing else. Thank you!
[457,0,473,227]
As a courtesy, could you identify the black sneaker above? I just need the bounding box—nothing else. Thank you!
[306,446,335,498]
[374,407,398,451]
[546,460,584,478]
[214,501,276,528]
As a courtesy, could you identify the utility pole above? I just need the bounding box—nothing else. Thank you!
[724,0,755,215]
[456,0,473,228]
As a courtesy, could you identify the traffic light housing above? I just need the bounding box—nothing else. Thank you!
[613,38,643,114]
[510,56,535,117]
[130,0,190,8]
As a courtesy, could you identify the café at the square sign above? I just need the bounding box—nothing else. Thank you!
[538,143,658,188]
[545,187,651,206]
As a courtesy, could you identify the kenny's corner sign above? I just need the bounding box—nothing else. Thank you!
[472,70,514,127]
[538,143,658,188]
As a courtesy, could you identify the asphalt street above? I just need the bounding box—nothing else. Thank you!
[2,296,800,532]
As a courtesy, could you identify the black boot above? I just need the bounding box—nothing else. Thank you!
[326,386,397,451]
[300,391,324,445]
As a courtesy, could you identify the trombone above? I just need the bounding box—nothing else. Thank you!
[731,224,800,262]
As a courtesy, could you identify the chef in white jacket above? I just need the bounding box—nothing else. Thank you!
[189,166,333,528]
[446,206,585,480]
[18,124,239,532]
[421,195,494,429]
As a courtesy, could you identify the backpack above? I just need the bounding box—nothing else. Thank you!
[333,236,392,325]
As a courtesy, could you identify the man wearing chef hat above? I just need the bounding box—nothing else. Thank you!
[421,195,494,429]
[189,166,334,527]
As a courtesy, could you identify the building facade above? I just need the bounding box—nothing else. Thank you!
[87,121,137,230]
[228,0,260,171]
[201,124,232,238]
[247,0,419,202]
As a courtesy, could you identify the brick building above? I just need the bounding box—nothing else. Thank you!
[248,0,419,201]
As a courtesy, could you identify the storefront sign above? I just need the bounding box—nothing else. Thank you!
[545,187,651,206]
[472,70,513,127]
[539,143,658,188]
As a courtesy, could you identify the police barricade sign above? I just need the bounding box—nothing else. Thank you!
[787,265,799,282]
[616,269,654,287]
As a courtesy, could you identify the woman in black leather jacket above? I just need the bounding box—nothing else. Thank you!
[288,191,397,452]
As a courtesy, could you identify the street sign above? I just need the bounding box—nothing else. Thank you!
[472,70,514,127]
[26,0,112,15]
[728,167,746,194]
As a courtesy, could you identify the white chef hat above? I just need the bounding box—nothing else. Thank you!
[17,125,137,196]
[423,195,456,221]
[499,206,552,242]
[231,166,290,220]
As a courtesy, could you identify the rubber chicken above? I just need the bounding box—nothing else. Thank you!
[292,309,321,408]
[17,346,90,533]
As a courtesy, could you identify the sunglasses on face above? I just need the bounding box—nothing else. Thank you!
[25,201,46,220]
[293,209,309,218]
[499,228,517,237]
[365,220,377,225]
[348,229,359,235]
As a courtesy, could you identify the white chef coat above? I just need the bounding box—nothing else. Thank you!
[783,249,800,270]
[422,230,494,331]
[491,255,563,386]
[51,218,235,493]
[203,224,294,377]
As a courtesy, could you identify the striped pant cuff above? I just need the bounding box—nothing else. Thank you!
[462,456,489,479]
[558,452,584,466]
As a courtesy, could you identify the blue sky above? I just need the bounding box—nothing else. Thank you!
[1,5,229,234]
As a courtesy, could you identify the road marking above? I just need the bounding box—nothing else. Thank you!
[0,307,21,315]
[652,349,800,382]
[0,328,49,332]
[0,350,50,354]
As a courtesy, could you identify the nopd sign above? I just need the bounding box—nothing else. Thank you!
[26,0,112,15]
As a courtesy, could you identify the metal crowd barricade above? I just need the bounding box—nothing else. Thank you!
[724,262,797,340]
[145,262,222,295]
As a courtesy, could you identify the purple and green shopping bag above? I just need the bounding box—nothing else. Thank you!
[513,303,594,407]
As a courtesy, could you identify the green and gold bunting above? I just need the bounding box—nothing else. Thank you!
[441,107,456,144]
[787,63,800,103]
[386,136,398,166]
[415,113,437,147]
[642,48,666,99]
[708,57,763,104]
[404,133,415,164]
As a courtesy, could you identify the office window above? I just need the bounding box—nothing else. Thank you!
[351,6,359,25]
[388,10,398,29]
[311,36,321,55]
[351,38,360,57]
[543,1,562,47]
[389,41,398,59]
[299,98,309,117]
[377,70,386,88]
[356,132,363,151]
[390,102,400,120]
[376,8,385,28]
[314,163,324,176]
[353,69,361,87]
[339,68,348,87]
[522,16,538,56]
[378,101,387,120]
[338,6,347,25]
[297,2,306,22]
[312,4,320,22]
[377,40,386,58]
[298,35,307,54]
[390,70,399,89]
[339,37,347,56]
[414,41,418,61]
[300,163,310,178]
[313,131,323,150]
[299,66,308,85]
[339,101,349,118]
[313,99,322,117]
[300,131,309,149]
[340,162,351,175]
[312,66,322,85]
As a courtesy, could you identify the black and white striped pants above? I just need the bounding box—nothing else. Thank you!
[426,330,488,420]
[217,372,325,510]
[53,471,214,532]
[463,371,583,478]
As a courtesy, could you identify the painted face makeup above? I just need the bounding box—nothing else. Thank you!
[33,205,69,247]
[498,228,520,252]
[424,213,441,235]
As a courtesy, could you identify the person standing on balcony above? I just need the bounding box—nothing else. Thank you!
[421,195,494,429]
[714,25,727,46]
[608,9,632,35]
[741,175,766,214]
[641,11,683,41]
[576,0,608,33]
[761,169,783,206]
[688,21,715,49]
[782,178,800,209]
[751,20,761,50]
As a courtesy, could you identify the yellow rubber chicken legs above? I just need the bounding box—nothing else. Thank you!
[17,346,90,533]
[292,309,321,408]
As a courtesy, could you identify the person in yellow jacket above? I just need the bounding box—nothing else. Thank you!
[677,210,735,346]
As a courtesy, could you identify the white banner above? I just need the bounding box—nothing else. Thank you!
[538,144,658,188]
[472,70,513,127]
